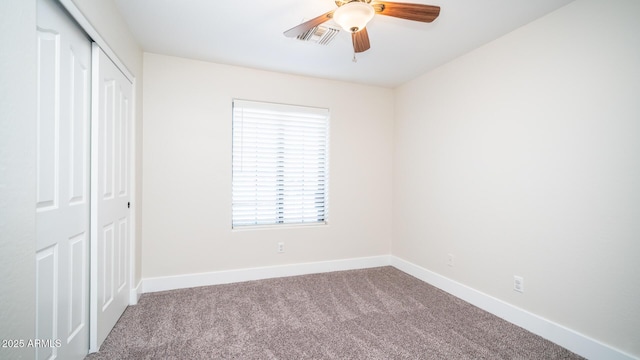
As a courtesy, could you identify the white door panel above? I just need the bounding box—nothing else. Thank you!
[91,45,132,351]
[36,0,91,358]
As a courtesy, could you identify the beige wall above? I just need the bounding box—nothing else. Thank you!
[0,1,37,358]
[141,53,394,278]
[393,0,640,356]
[4,0,636,357]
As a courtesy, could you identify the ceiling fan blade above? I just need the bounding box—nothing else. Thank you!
[283,10,335,38]
[352,27,371,53]
[373,1,440,23]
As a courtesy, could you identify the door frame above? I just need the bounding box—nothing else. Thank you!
[56,0,138,353]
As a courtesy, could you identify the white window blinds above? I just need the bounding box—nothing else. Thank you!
[232,100,329,228]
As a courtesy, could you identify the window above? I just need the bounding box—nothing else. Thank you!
[232,100,329,228]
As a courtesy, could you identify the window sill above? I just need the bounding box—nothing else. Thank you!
[231,222,328,232]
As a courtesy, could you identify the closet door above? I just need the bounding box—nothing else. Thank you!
[35,0,91,358]
[90,44,133,351]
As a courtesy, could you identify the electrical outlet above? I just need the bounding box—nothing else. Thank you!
[277,242,285,253]
[447,254,454,267]
[514,275,524,293]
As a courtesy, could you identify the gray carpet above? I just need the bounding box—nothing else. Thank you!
[86,267,583,359]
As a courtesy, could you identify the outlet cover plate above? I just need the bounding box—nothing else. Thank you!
[514,275,524,293]
[447,254,454,267]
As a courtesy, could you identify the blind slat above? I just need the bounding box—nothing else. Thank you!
[232,100,329,228]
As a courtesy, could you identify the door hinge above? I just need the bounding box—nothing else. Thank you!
[127,202,130,209]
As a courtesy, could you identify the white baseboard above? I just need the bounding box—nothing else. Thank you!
[129,279,142,305]
[142,255,391,294]
[138,254,634,360]
[390,256,636,360]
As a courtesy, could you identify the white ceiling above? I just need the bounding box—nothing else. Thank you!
[114,0,575,88]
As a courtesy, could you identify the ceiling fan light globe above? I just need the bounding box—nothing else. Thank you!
[333,2,375,33]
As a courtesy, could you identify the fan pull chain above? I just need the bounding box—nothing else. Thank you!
[352,50,357,63]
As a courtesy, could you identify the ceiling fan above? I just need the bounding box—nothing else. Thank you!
[284,0,440,54]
